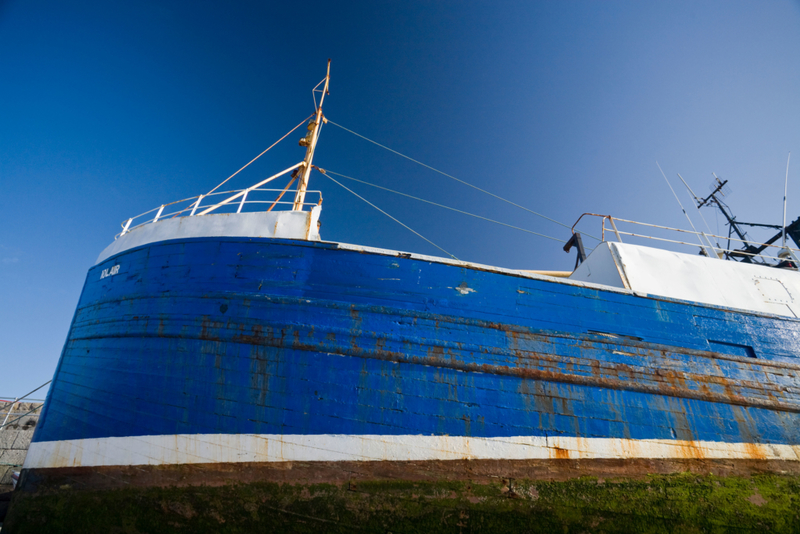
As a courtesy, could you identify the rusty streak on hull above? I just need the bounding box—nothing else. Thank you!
[70,308,800,414]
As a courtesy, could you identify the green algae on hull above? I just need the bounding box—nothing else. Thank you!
[5,473,800,533]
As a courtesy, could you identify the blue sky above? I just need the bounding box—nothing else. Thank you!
[2,0,800,398]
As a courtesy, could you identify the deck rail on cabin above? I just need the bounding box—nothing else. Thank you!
[573,212,800,265]
[115,188,322,240]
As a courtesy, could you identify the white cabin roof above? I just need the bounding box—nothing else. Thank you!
[570,241,800,318]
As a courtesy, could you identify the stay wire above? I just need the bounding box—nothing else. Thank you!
[317,170,458,260]
[7,381,51,405]
[206,113,315,196]
[326,120,581,235]
[317,168,565,244]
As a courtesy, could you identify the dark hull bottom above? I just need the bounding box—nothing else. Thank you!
[8,460,800,533]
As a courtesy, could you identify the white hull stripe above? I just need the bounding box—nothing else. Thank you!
[23,434,800,469]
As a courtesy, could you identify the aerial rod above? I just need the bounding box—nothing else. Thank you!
[782,152,791,249]
[656,162,716,256]
[677,173,702,204]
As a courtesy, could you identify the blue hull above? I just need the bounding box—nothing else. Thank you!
[21,236,800,475]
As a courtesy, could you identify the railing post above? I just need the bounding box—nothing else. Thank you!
[153,205,165,223]
[120,218,133,236]
[190,195,204,216]
[237,190,249,214]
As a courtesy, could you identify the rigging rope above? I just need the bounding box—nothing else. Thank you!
[317,168,565,244]
[326,119,579,233]
[2,381,51,405]
[206,113,315,196]
[319,171,458,260]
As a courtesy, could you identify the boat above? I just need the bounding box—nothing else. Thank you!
[7,63,800,532]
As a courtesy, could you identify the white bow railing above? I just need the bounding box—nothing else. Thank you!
[117,188,322,239]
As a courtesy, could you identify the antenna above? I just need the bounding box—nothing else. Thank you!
[656,162,715,256]
[708,174,731,198]
[783,152,791,248]
[677,173,701,204]
[777,152,799,267]
[694,173,761,261]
